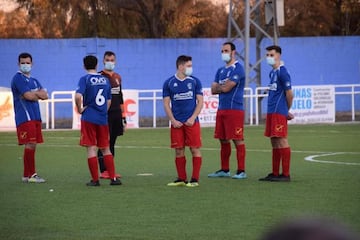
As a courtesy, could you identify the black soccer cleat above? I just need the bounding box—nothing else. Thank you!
[86,180,100,186]
[110,178,122,186]
[259,173,278,181]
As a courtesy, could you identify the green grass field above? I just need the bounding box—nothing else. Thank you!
[0,124,359,240]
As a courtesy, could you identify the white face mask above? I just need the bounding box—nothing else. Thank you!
[20,64,31,73]
[266,57,276,66]
[184,67,193,76]
[104,61,115,71]
[221,53,231,63]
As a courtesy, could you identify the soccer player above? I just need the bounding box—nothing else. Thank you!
[208,42,247,179]
[11,52,48,183]
[259,45,294,182]
[75,55,121,186]
[162,55,203,187]
[97,51,124,179]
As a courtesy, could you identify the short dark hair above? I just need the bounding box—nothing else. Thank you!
[83,55,98,70]
[266,45,282,54]
[223,42,236,51]
[176,55,192,69]
[18,52,32,63]
[103,51,116,59]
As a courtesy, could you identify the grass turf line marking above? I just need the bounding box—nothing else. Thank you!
[304,152,360,166]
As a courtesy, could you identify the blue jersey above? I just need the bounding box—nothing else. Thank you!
[76,73,111,125]
[162,75,203,123]
[267,65,292,116]
[11,72,43,126]
[214,61,245,110]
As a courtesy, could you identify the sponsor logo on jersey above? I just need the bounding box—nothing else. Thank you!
[173,91,193,101]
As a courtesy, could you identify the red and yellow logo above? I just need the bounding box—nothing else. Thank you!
[0,96,12,120]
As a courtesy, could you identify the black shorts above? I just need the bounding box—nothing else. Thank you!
[108,111,124,136]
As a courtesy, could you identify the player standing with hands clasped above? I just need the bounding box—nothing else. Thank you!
[259,45,294,182]
[75,55,121,186]
[11,52,48,183]
[163,55,204,187]
[208,42,247,179]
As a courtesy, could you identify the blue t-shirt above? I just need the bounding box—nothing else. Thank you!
[162,75,203,123]
[76,73,111,125]
[11,72,43,126]
[214,61,245,110]
[267,65,292,116]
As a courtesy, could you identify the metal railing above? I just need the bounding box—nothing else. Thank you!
[43,84,360,129]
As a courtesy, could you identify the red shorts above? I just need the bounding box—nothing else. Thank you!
[16,120,44,145]
[170,121,201,148]
[264,113,288,138]
[80,120,110,148]
[214,110,244,140]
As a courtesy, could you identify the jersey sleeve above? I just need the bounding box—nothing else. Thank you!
[279,66,292,90]
[75,76,86,95]
[12,74,31,95]
[229,63,245,84]
[214,68,221,83]
[195,77,203,96]
[162,79,170,98]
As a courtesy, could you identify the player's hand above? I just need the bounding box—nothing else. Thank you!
[171,119,183,128]
[79,106,87,114]
[122,117,127,128]
[184,118,195,126]
[287,112,294,120]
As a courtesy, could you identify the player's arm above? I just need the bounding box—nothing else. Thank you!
[285,89,294,120]
[75,93,86,114]
[185,94,204,126]
[22,89,48,101]
[211,80,236,94]
[163,96,182,128]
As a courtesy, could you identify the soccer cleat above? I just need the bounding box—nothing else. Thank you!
[208,170,230,178]
[258,173,278,181]
[110,178,122,185]
[28,174,46,183]
[22,177,29,183]
[167,179,187,187]
[86,180,100,186]
[186,179,199,187]
[232,171,247,179]
[271,174,291,182]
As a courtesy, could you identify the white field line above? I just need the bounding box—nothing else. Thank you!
[304,152,360,166]
[1,143,359,166]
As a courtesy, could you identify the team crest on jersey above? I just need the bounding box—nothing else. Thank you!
[173,83,178,87]
[187,83,192,90]
[233,74,239,80]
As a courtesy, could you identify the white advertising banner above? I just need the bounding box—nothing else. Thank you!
[123,90,139,128]
[72,89,139,129]
[0,91,16,130]
[289,85,335,124]
[198,88,218,127]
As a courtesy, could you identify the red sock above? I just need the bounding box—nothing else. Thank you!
[87,156,99,181]
[220,142,231,171]
[103,154,116,179]
[235,144,246,172]
[281,147,291,177]
[24,148,35,177]
[191,156,202,181]
[272,148,281,176]
[175,156,187,181]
